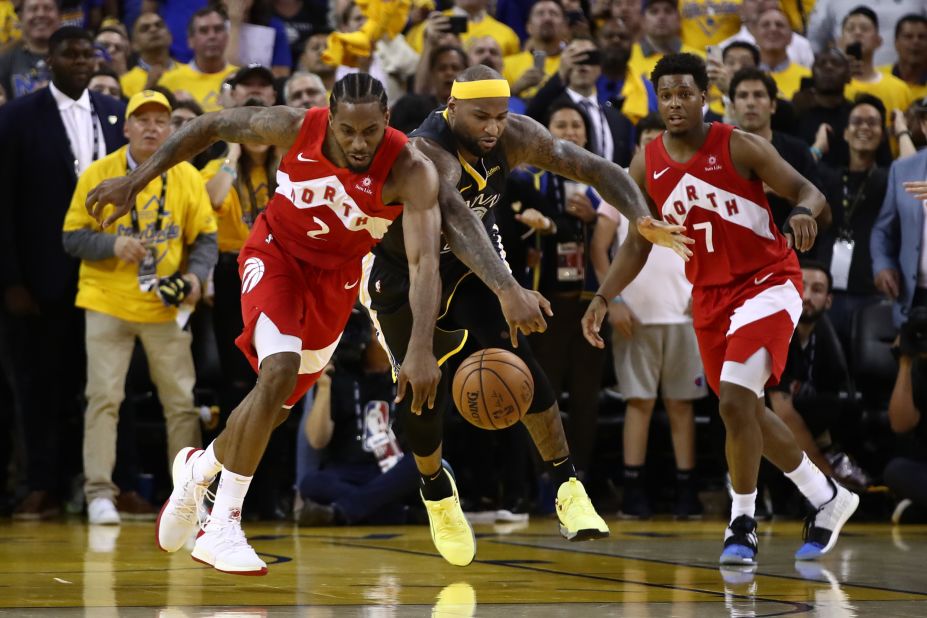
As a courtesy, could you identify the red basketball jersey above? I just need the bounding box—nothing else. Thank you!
[645,122,794,288]
[264,106,408,269]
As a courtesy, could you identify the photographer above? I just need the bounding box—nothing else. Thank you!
[885,307,927,523]
[296,309,419,526]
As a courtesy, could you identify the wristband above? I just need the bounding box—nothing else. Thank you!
[809,146,823,160]
[782,206,813,235]
[220,164,237,179]
[611,295,624,304]
[896,130,912,140]
[593,293,608,305]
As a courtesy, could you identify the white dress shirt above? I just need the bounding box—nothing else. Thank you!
[49,82,105,175]
[719,25,816,69]
[566,88,614,163]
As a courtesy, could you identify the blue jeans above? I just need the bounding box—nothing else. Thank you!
[298,455,419,524]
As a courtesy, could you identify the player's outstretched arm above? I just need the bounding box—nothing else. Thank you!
[392,148,442,414]
[504,114,692,259]
[581,151,663,348]
[409,137,552,347]
[731,130,829,253]
[86,106,305,227]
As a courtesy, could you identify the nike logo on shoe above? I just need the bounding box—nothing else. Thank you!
[653,168,670,180]
[297,153,318,162]
[754,273,773,285]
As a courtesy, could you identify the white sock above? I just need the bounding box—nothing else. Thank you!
[210,467,252,522]
[730,490,757,524]
[784,453,835,509]
[192,442,222,484]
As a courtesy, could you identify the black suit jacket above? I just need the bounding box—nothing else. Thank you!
[524,73,634,168]
[0,87,127,303]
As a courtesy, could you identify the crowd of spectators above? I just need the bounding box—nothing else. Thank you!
[0,0,926,528]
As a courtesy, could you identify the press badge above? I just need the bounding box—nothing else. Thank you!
[138,246,158,292]
[557,242,584,282]
[830,238,854,291]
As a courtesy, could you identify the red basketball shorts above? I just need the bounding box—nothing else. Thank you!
[235,216,362,408]
[693,270,803,396]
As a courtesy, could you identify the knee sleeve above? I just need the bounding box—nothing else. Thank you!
[397,365,451,457]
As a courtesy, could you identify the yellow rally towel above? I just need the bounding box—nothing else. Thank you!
[323,0,411,67]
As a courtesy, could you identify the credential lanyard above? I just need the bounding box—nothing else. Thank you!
[67,96,102,177]
[127,161,168,236]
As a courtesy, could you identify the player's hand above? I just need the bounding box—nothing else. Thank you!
[607,301,636,338]
[396,346,440,414]
[636,216,694,261]
[784,214,817,252]
[113,236,148,263]
[499,284,553,347]
[904,181,927,201]
[874,268,901,300]
[87,176,141,228]
[581,294,607,348]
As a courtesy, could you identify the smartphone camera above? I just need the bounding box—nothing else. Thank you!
[447,15,468,34]
[845,42,863,60]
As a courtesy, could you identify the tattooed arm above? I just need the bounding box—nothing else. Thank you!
[503,114,692,259]
[87,106,306,226]
[409,136,552,346]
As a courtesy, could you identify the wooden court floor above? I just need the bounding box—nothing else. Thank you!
[1,518,926,616]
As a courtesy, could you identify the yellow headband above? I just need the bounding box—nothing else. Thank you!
[450,79,511,100]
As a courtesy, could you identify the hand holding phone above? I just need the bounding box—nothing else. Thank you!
[447,15,468,34]
[845,42,863,60]
[532,50,547,71]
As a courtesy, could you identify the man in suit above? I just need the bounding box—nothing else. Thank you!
[0,26,127,519]
[871,97,927,330]
[525,38,634,167]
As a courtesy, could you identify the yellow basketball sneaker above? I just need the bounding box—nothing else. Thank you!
[422,468,476,566]
[556,477,610,541]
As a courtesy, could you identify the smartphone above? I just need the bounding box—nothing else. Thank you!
[576,49,601,65]
[532,50,547,71]
[799,76,814,91]
[845,42,863,60]
[707,45,722,64]
[447,15,468,34]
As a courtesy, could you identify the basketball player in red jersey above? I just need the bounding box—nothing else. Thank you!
[583,54,859,566]
[85,74,451,576]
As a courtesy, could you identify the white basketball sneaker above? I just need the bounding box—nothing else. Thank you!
[156,447,210,552]
[191,512,267,576]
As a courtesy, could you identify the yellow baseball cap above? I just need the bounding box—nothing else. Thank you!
[125,90,172,119]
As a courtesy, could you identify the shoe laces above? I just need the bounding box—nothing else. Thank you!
[206,513,253,550]
[171,480,211,528]
[558,490,596,519]
[432,501,467,540]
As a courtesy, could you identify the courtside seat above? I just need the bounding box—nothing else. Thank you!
[850,301,897,413]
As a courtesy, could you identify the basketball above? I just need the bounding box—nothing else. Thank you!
[452,348,534,430]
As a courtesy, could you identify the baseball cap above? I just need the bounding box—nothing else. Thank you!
[229,64,275,87]
[125,89,172,119]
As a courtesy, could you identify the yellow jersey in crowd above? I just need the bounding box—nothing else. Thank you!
[63,146,217,323]
[0,0,20,46]
[406,10,521,57]
[120,63,183,98]
[159,63,238,112]
[877,66,926,102]
[628,42,705,84]
[503,50,561,99]
[769,62,811,100]
[679,0,743,49]
[201,157,272,253]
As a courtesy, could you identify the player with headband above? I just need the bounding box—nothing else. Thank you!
[362,65,694,567]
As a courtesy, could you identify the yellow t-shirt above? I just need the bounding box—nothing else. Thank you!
[503,50,561,100]
[159,63,238,112]
[769,62,811,100]
[406,11,521,57]
[0,1,21,46]
[63,147,217,323]
[201,157,271,253]
[628,43,706,84]
[877,65,926,103]
[679,0,742,49]
[620,69,654,125]
[120,63,183,98]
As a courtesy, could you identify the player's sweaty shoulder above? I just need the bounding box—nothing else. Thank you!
[385,143,439,204]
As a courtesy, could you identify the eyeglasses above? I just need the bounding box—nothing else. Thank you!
[848,117,881,129]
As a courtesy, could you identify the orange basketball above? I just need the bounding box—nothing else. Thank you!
[452,348,534,430]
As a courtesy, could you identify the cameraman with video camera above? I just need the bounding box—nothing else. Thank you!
[296,308,420,526]
[885,307,927,523]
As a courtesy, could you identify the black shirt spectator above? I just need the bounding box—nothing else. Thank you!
[323,371,397,467]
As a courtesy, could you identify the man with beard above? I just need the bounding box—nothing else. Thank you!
[768,261,867,492]
[502,0,568,99]
[585,53,857,565]
[596,18,657,124]
[86,73,447,576]
[361,64,692,567]
[121,12,179,98]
